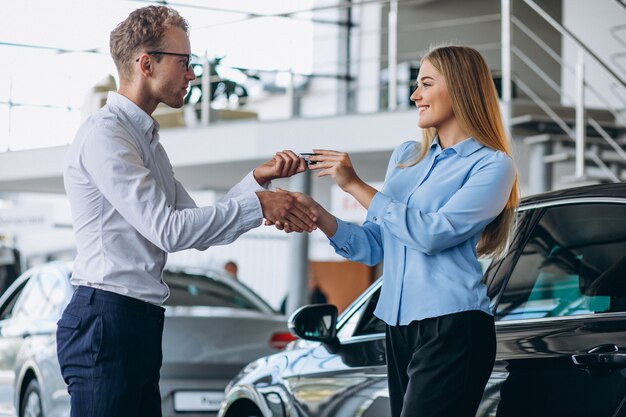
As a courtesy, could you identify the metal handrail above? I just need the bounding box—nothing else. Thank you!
[511,46,563,98]
[510,0,626,180]
[523,0,626,90]
[511,17,574,74]
[512,44,626,129]
[513,76,575,138]
[513,76,620,182]
[588,118,626,160]
[513,17,625,120]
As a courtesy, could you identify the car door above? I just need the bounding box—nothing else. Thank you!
[290,282,391,417]
[0,266,70,416]
[0,273,31,416]
[477,199,626,417]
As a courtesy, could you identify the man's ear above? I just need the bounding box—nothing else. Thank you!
[137,54,153,78]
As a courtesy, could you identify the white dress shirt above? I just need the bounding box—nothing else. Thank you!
[64,92,266,305]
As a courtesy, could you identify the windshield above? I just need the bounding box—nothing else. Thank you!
[162,270,274,313]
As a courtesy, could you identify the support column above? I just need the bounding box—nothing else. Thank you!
[286,169,312,316]
[525,134,553,194]
[201,51,211,126]
[387,0,398,111]
[575,48,586,178]
[501,0,512,133]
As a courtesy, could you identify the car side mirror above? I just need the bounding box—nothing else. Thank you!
[288,304,339,348]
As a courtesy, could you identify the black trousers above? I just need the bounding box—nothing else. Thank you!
[56,286,165,417]
[385,310,496,417]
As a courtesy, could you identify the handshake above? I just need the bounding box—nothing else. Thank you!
[256,189,321,233]
[252,148,361,236]
[252,150,322,234]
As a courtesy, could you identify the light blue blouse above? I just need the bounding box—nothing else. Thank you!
[329,137,516,325]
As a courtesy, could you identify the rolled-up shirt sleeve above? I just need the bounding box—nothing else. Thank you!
[80,124,263,253]
[367,151,516,255]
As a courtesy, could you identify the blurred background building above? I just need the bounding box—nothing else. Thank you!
[0,0,624,311]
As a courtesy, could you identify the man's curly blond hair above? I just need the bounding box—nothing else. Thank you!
[110,6,189,81]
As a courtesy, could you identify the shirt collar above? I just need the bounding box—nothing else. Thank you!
[431,136,484,157]
[106,92,159,141]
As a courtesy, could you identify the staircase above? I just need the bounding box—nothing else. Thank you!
[505,0,626,193]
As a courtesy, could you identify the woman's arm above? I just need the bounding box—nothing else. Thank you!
[272,189,384,266]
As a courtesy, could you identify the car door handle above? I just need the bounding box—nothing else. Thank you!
[571,344,626,368]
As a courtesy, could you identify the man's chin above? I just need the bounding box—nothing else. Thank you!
[163,98,184,109]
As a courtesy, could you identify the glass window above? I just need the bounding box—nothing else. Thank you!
[0,280,28,321]
[337,287,385,339]
[496,203,626,321]
[12,268,66,321]
[163,271,269,312]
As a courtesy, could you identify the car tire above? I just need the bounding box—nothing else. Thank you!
[20,379,43,417]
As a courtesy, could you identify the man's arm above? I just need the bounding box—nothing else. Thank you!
[174,150,316,233]
[79,126,264,251]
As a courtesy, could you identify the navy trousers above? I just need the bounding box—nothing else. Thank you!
[385,310,496,417]
[56,286,165,417]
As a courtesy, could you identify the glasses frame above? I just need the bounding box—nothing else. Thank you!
[135,51,193,70]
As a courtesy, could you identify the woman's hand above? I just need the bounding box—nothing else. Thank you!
[307,150,363,194]
[307,150,378,210]
[265,189,338,237]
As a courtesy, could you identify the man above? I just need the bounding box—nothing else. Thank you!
[224,260,239,279]
[56,6,316,417]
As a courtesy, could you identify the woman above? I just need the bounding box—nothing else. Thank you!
[282,45,519,417]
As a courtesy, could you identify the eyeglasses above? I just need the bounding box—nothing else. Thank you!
[136,51,193,70]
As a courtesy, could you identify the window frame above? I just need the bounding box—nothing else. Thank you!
[0,275,30,322]
[492,196,626,326]
[336,279,385,344]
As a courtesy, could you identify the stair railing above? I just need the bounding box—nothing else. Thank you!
[505,0,626,182]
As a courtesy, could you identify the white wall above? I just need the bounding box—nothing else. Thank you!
[562,0,626,113]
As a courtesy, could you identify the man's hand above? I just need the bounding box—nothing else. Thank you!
[256,190,318,233]
[265,189,338,237]
[253,150,307,185]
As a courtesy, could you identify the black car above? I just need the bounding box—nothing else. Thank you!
[218,183,626,417]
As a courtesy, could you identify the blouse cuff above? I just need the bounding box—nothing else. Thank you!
[328,218,351,249]
[366,191,392,225]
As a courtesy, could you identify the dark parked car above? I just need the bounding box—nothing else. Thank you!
[0,263,294,417]
[218,183,626,417]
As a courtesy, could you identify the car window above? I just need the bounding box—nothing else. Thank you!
[337,287,385,339]
[12,268,67,321]
[163,271,267,312]
[0,279,28,321]
[496,203,626,321]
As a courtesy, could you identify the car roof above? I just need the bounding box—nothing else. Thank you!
[521,183,626,207]
[26,261,278,314]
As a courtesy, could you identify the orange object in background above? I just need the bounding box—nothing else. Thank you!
[310,260,379,314]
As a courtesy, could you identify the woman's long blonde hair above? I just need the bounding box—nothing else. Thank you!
[405,45,520,257]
